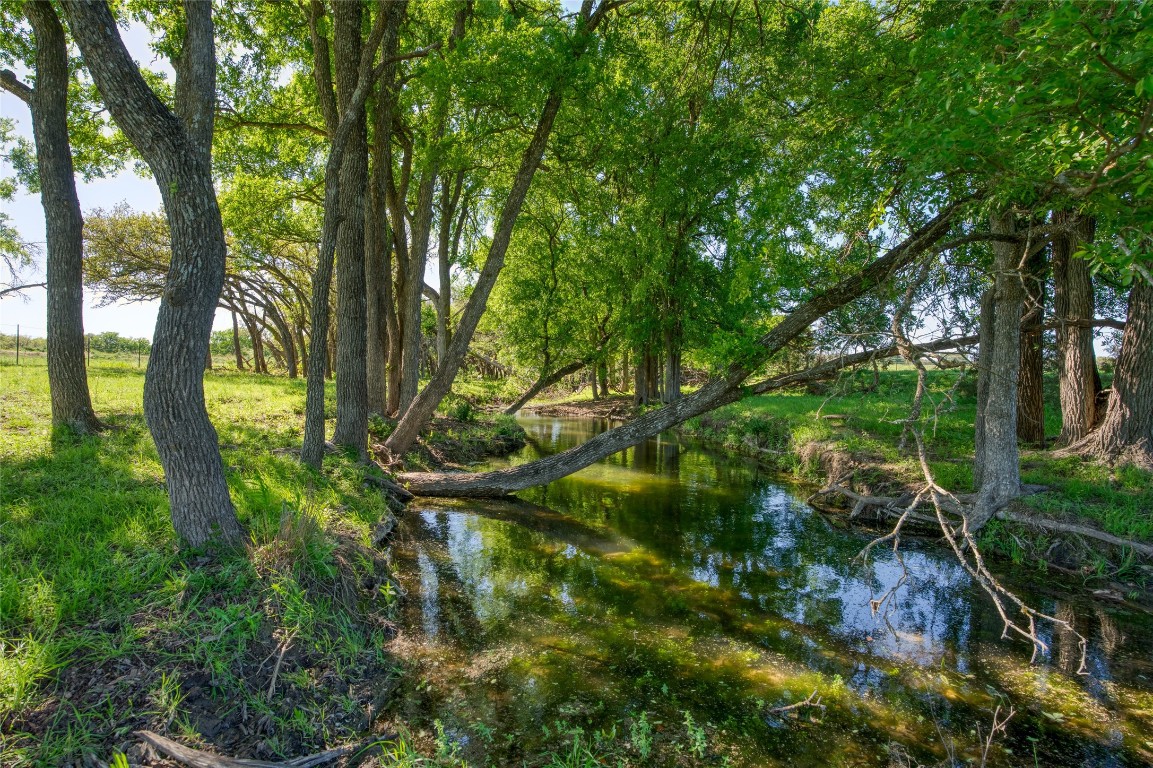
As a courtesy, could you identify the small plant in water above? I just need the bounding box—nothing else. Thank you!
[433,719,466,766]
[629,711,654,759]
[683,710,707,759]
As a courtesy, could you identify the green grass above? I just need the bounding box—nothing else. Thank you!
[0,358,398,765]
[682,367,1153,545]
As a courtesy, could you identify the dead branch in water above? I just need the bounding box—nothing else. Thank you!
[768,689,825,715]
[855,430,1090,671]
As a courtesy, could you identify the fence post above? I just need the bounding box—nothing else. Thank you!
[86,335,91,366]
[14,324,18,366]
[138,340,142,368]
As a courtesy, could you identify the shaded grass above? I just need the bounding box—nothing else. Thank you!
[0,359,397,765]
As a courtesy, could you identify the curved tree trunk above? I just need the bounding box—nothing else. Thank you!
[1073,277,1153,468]
[63,0,243,548]
[504,360,587,415]
[8,2,102,435]
[329,0,369,456]
[972,212,1023,529]
[1052,211,1100,445]
[399,199,968,495]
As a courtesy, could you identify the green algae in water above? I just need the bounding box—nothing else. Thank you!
[385,417,1153,767]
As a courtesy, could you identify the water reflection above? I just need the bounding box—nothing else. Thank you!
[390,417,1153,767]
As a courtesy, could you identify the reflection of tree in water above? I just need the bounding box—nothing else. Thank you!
[396,418,1153,766]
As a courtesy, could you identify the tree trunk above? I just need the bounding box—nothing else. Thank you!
[231,311,245,370]
[9,2,102,435]
[266,305,297,378]
[504,360,586,414]
[598,359,609,397]
[1052,211,1100,445]
[301,2,402,467]
[973,212,1023,528]
[1074,277,1153,468]
[1016,242,1046,445]
[241,312,267,374]
[435,174,462,368]
[973,288,995,489]
[365,162,390,415]
[383,5,616,457]
[63,0,243,547]
[329,0,369,456]
[662,327,681,404]
[399,198,969,495]
[296,324,309,378]
[633,344,649,406]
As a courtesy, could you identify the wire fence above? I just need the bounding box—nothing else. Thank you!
[0,323,152,368]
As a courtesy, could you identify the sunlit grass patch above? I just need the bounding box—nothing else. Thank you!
[0,359,397,764]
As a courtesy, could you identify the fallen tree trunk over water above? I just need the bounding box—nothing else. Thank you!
[399,199,971,496]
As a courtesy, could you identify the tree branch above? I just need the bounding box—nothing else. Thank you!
[0,69,33,103]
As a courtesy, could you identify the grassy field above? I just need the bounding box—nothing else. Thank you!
[680,367,1153,578]
[0,358,405,765]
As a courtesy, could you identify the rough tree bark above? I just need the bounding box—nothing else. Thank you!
[1016,240,1046,446]
[365,162,391,416]
[384,1,618,457]
[972,212,1023,529]
[2,1,102,435]
[1051,211,1100,445]
[1071,277,1153,468]
[329,0,370,455]
[62,0,243,547]
[399,198,968,495]
[973,288,995,488]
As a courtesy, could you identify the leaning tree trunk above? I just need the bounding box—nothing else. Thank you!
[399,198,970,495]
[972,212,1023,529]
[63,0,243,547]
[329,0,369,456]
[382,5,619,457]
[1052,211,1100,445]
[1072,277,1153,468]
[1016,242,1046,446]
[4,2,102,435]
[505,360,587,415]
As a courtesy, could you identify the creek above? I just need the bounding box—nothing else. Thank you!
[388,416,1153,766]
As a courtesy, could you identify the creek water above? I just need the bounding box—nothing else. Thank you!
[388,416,1153,766]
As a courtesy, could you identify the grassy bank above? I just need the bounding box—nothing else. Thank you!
[679,368,1152,588]
[0,361,423,764]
